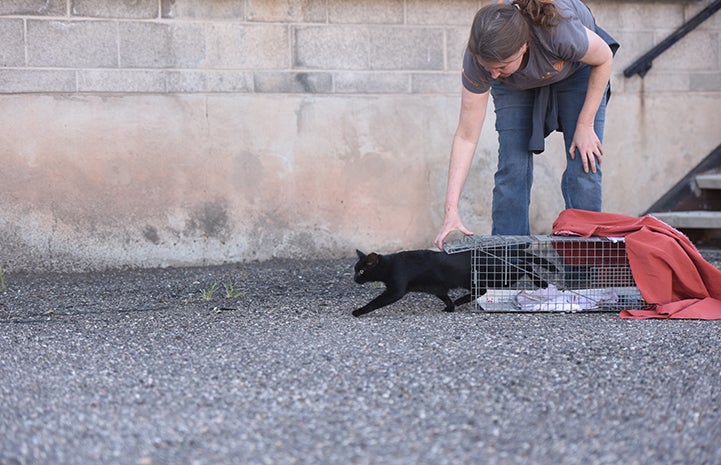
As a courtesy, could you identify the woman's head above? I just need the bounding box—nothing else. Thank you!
[468,1,559,63]
[468,4,530,63]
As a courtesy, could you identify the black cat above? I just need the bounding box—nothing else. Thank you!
[352,246,558,317]
[353,249,472,317]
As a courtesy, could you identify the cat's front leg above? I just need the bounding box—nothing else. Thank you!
[437,294,455,312]
[352,289,405,317]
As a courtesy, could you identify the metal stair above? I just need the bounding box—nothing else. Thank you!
[645,145,721,246]
[624,2,721,247]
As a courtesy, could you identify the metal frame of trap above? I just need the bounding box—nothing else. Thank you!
[445,235,651,312]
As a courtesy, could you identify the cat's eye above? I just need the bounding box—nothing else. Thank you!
[359,270,364,275]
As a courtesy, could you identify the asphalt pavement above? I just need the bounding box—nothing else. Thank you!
[1,256,720,465]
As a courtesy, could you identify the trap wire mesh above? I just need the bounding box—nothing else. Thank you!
[445,235,651,312]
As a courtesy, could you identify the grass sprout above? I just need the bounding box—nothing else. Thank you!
[0,264,6,293]
[223,280,245,299]
[200,282,218,301]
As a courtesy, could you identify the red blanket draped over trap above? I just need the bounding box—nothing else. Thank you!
[552,209,721,320]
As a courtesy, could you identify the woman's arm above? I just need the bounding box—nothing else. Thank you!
[434,87,490,250]
[570,27,614,174]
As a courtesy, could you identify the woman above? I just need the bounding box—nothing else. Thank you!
[434,0,617,249]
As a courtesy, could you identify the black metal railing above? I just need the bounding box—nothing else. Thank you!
[624,0,721,78]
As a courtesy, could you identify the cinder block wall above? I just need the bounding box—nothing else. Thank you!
[1,0,720,271]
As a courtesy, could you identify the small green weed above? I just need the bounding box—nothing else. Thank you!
[223,280,245,299]
[0,264,7,293]
[200,282,218,301]
[185,279,245,305]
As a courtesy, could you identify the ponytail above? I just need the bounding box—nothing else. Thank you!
[513,0,560,28]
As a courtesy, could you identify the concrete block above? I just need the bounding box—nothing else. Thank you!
[166,71,205,93]
[0,0,65,16]
[609,30,655,72]
[623,71,690,93]
[370,27,445,70]
[603,92,721,215]
[161,0,246,19]
[254,71,332,93]
[406,0,478,26]
[247,0,326,23]
[609,74,626,94]
[652,29,719,71]
[0,69,76,92]
[613,3,686,30]
[71,0,158,19]
[446,26,470,70]
[0,93,464,270]
[78,70,167,92]
[27,20,118,68]
[0,19,25,66]
[333,72,409,93]
[685,1,721,30]
[166,70,254,93]
[119,22,206,68]
[411,72,459,94]
[205,23,290,69]
[690,72,721,91]
[328,0,403,24]
[294,26,369,69]
[584,2,619,30]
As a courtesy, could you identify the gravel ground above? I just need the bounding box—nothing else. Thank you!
[1,251,720,465]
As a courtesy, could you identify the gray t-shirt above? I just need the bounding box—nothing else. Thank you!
[462,0,597,93]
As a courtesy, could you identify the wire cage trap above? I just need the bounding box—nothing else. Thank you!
[444,235,651,312]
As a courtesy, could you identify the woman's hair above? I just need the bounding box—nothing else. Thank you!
[468,0,560,62]
[514,0,560,29]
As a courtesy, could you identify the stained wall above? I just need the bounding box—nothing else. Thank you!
[1,0,719,271]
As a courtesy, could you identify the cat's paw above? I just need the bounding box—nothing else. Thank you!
[352,308,369,317]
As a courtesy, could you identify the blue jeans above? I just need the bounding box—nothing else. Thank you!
[489,65,607,235]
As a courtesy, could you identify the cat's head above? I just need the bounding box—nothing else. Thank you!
[354,249,381,284]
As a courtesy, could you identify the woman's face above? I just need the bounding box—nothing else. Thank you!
[477,43,527,79]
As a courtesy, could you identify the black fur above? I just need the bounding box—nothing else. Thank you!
[352,249,472,317]
[352,246,558,317]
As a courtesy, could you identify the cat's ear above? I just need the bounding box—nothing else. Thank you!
[356,249,366,260]
[366,252,380,267]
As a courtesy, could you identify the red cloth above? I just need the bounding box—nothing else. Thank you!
[552,209,721,320]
